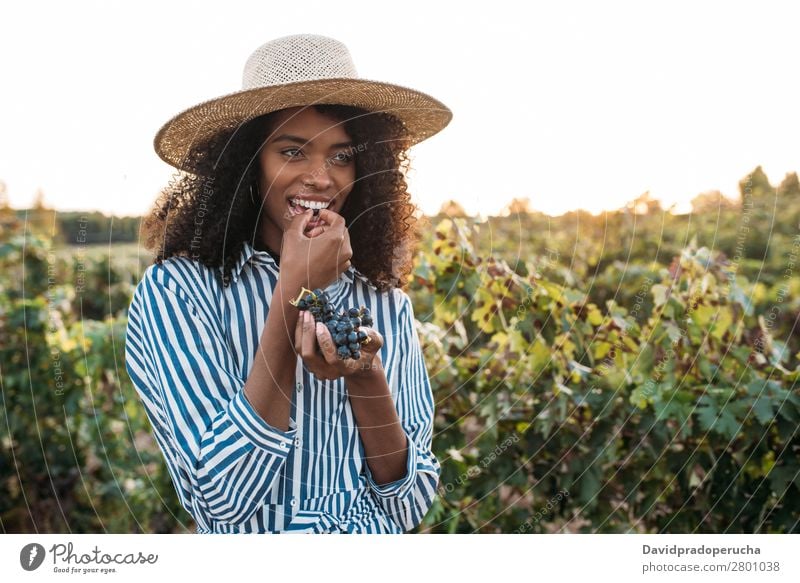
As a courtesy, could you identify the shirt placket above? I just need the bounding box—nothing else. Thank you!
[286,356,304,521]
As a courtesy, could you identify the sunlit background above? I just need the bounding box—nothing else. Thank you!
[1,0,797,218]
[2,1,799,538]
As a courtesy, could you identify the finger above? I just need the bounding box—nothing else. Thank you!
[294,311,304,354]
[301,311,319,361]
[315,322,339,366]
[305,224,328,238]
[287,208,315,234]
[337,229,352,257]
[362,327,384,351]
[315,208,344,226]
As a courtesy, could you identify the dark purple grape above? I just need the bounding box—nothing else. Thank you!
[294,292,375,360]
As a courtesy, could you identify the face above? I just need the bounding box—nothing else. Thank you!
[256,106,357,253]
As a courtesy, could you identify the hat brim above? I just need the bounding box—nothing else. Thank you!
[153,78,452,172]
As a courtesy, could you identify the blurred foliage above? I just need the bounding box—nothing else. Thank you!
[1,166,798,533]
[0,227,181,533]
[412,215,799,533]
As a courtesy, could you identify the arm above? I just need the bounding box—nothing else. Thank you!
[246,207,351,430]
[124,265,299,529]
[346,357,409,485]
[346,290,440,531]
[242,278,301,432]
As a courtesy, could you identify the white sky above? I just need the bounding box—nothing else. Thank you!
[0,0,798,218]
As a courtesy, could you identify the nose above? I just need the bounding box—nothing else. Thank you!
[301,164,333,192]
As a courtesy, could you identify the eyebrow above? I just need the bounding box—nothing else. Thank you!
[270,134,354,149]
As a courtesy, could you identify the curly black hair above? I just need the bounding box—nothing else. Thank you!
[141,104,421,292]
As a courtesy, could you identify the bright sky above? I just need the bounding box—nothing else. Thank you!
[1,0,798,218]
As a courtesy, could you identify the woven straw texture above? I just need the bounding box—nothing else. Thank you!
[154,34,452,172]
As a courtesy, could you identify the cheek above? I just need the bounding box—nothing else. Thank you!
[259,153,288,184]
[261,167,285,188]
[338,168,357,195]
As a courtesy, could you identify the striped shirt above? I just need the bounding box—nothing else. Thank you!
[124,241,439,533]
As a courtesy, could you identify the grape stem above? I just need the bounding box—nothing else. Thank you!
[288,287,314,307]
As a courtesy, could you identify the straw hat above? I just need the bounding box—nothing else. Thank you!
[153,34,453,172]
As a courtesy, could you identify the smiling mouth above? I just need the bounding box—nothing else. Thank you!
[287,197,333,216]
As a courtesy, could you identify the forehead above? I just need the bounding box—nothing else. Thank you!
[266,107,350,143]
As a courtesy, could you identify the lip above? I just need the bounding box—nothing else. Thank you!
[287,195,334,218]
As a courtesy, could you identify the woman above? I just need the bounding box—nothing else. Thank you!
[124,34,452,533]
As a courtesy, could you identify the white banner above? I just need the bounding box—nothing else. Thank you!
[1,534,798,582]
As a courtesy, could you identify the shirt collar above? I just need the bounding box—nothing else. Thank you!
[231,240,356,286]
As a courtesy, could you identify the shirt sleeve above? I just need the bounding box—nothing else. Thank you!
[124,265,296,530]
[364,289,440,531]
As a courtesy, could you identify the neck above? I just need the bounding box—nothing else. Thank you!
[252,234,280,260]
[256,212,284,260]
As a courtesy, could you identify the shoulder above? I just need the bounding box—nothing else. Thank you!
[392,287,413,316]
[131,254,222,317]
[349,267,412,313]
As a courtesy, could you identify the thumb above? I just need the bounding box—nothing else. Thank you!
[361,327,383,352]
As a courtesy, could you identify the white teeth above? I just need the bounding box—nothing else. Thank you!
[291,198,330,210]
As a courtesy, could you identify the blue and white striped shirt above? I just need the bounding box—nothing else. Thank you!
[124,241,439,533]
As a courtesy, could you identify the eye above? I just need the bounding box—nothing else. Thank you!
[331,151,354,165]
[280,147,303,159]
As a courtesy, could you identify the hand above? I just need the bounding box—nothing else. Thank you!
[294,311,384,381]
[280,209,352,292]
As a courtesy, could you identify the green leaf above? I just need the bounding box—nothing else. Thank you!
[768,464,799,494]
[696,396,741,439]
[665,322,683,343]
[652,284,669,307]
[530,334,552,374]
[592,341,613,360]
[587,304,604,326]
[691,304,716,329]
[710,307,733,341]
[695,396,719,432]
[751,396,775,425]
[578,465,602,508]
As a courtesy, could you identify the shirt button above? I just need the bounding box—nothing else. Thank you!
[279,441,288,449]
[290,498,297,507]
[294,436,302,448]
[295,382,303,392]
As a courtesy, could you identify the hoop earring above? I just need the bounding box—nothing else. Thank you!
[249,184,257,205]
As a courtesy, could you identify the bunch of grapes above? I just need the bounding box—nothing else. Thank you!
[291,287,374,360]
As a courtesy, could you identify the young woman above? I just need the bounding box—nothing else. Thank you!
[124,34,452,533]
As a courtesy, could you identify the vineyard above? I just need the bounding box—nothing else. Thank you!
[1,166,798,533]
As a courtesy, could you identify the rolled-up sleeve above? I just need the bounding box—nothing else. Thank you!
[124,265,295,530]
[364,290,440,531]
